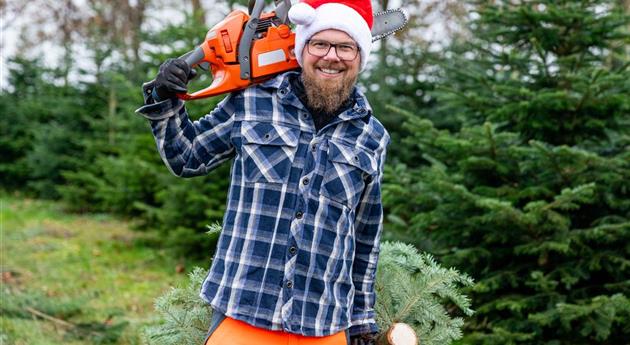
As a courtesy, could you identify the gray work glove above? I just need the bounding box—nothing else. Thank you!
[153,58,197,101]
[350,332,379,345]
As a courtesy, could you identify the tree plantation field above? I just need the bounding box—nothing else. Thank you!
[1,0,629,344]
[0,195,188,345]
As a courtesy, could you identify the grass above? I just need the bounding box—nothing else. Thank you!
[0,195,190,345]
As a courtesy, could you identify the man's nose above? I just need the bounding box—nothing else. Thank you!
[322,46,341,61]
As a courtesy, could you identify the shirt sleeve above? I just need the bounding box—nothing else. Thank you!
[135,81,237,177]
[349,136,389,336]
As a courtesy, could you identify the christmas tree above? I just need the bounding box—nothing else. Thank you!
[383,0,630,343]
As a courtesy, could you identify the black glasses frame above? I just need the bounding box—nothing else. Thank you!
[305,39,360,61]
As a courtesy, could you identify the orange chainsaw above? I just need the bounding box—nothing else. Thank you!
[175,0,407,100]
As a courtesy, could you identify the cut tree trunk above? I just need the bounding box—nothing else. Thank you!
[378,323,418,345]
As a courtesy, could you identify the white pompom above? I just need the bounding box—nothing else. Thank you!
[288,2,316,25]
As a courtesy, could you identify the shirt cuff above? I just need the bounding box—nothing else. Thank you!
[135,80,185,120]
[349,312,379,336]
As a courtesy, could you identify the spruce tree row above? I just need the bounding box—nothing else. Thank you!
[383,1,629,343]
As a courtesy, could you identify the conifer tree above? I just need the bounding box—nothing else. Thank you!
[383,0,629,343]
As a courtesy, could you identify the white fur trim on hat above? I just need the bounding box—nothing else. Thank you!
[290,3,373,71]
[288,2,316,25]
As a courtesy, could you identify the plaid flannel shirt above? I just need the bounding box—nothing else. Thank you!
[136,71,390,337]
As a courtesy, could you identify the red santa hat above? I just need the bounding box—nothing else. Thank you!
[288,0,373,70]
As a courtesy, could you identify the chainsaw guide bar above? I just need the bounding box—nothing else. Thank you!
[371,9,408,41]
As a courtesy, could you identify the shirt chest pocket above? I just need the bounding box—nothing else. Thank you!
[321,140,377,209]
[240,121,300,184]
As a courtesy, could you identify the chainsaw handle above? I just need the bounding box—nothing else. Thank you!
[181,46,206,69]
[175,46,215,100]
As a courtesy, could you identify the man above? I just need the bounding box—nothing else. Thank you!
[137,0,389,344]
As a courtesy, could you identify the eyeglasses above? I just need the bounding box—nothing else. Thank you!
[306,39,360,61]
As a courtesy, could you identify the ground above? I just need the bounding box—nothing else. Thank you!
[1,194,188,345]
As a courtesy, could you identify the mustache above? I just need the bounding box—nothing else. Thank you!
[315,61,346,70]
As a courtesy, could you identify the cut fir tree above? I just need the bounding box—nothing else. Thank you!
[383,0,629,344]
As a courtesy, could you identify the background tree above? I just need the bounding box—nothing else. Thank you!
[363,0,466,163]
[384,0,630,343]
[1,0,237,259]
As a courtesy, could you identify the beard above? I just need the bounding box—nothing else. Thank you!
[301,61,358,114]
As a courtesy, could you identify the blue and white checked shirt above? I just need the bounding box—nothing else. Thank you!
[137,71,390,337]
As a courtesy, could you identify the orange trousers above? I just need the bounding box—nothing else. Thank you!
[204,315,349,345]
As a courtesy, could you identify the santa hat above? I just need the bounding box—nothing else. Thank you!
[288,0,373,70]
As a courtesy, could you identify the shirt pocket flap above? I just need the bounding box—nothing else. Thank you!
[241,122,299,147]
[328,140,377,175]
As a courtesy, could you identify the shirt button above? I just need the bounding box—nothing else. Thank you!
[295,211,303,219]
[311,144,317,152]
[289,246,297,254]
[302,177,309,185]
[286,281,293,288]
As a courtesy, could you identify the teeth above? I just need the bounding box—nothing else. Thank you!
[320,68,341,74]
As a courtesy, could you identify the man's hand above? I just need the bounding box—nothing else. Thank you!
[153,58,197,101]
[350,332,379,345]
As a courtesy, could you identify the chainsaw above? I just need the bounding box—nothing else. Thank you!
[169,0,408,101]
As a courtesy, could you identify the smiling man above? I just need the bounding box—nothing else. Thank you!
[298,30,361,129]
[136,0,389,345]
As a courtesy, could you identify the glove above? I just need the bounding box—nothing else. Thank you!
[153,58,197,101]
[350,332,379,345]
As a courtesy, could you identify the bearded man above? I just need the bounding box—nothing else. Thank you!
[137,0,389,344]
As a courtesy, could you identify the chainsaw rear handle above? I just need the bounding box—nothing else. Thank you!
[182,46,206,68]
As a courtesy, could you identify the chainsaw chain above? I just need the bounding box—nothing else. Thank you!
[371,9,409,42]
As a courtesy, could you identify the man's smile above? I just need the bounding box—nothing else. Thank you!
[315,63,346,78]
[316,68,343,78]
